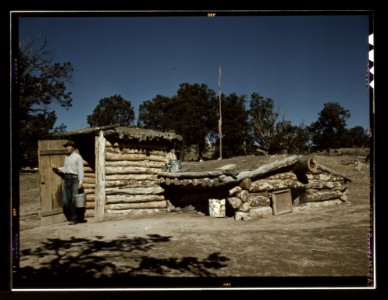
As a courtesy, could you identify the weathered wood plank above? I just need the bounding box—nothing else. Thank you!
[95,131,106,222]
[39,149,68,156]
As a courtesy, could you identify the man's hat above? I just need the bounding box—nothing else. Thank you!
[63,140,76,148]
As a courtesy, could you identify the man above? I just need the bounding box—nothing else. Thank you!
[52,140,84,225]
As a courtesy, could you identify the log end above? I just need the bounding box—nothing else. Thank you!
[308,156,319,173]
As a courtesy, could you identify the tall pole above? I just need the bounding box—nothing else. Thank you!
[218,64,222,159]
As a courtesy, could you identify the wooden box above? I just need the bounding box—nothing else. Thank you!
[271,189,293,215]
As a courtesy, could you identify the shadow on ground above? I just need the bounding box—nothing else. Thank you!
[14,234,230,289]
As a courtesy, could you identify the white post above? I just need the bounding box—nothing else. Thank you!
[95,130,106,222]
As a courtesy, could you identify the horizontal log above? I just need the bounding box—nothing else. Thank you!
[304,181,342,190]
[237,155,302,181]
[249,207,273,218]
[249,195,271,207]
[317,164,352,182]
[306,186,348,194]
[158,170,224,179]
[294,199,343,211]
[105,174,156,181]
[83,177,95,184]
[159,176,234,188]
[85,202,95,209]
[106,146,167,156]
[105,160,165,168]
[81,183,95,189]
[84,210,95,218]
[105,166,161,175]
[106,194,165,204]
[105,201,167,210]
[86,194,95,201]
[105,180,158,188]
[105,146,119,153]
[250,179,304,192]
[84,173,95,178]
[181,179,191,186]
[301,190,346,202]
[267,172,297,180]
[84,188,95,194]
[105,152,166,162]
[105,186,164,195]
[105,208,163,217]
[83,160,90,166]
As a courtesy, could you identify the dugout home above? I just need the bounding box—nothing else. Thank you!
[38,125,351,225]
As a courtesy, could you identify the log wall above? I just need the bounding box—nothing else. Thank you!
[83,160,96,218]
[103,140,168,219]
[228,171,348,220]
[161,165,349,221]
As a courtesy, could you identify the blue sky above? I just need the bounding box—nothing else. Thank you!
[18,13,371,132]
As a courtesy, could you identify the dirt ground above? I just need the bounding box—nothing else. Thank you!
[14,153,374,290]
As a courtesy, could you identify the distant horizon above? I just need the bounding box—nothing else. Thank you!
[17,12,372,131]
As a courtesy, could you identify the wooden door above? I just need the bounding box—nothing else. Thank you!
[38,139,68,225]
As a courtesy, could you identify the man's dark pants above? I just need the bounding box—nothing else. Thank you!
[62,174,79,223]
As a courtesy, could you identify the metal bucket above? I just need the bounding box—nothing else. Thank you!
[75,193,86,208]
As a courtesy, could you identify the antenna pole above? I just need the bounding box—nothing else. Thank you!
[218,64,222,159]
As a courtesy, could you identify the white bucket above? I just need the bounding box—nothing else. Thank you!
[209,199,226,218]
[75,193,86,208]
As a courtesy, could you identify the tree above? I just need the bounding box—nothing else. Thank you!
[52,123,67,133]
[172,83,218,158]
[270,120,310,154]
[216,93,250,158]
[137,83,217,158]
[248,93,278,152]
[348,126,370,147]
[17,36,73,167]
[87,95,135,127]
[137,95,174,131]
[308,102,351,150]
